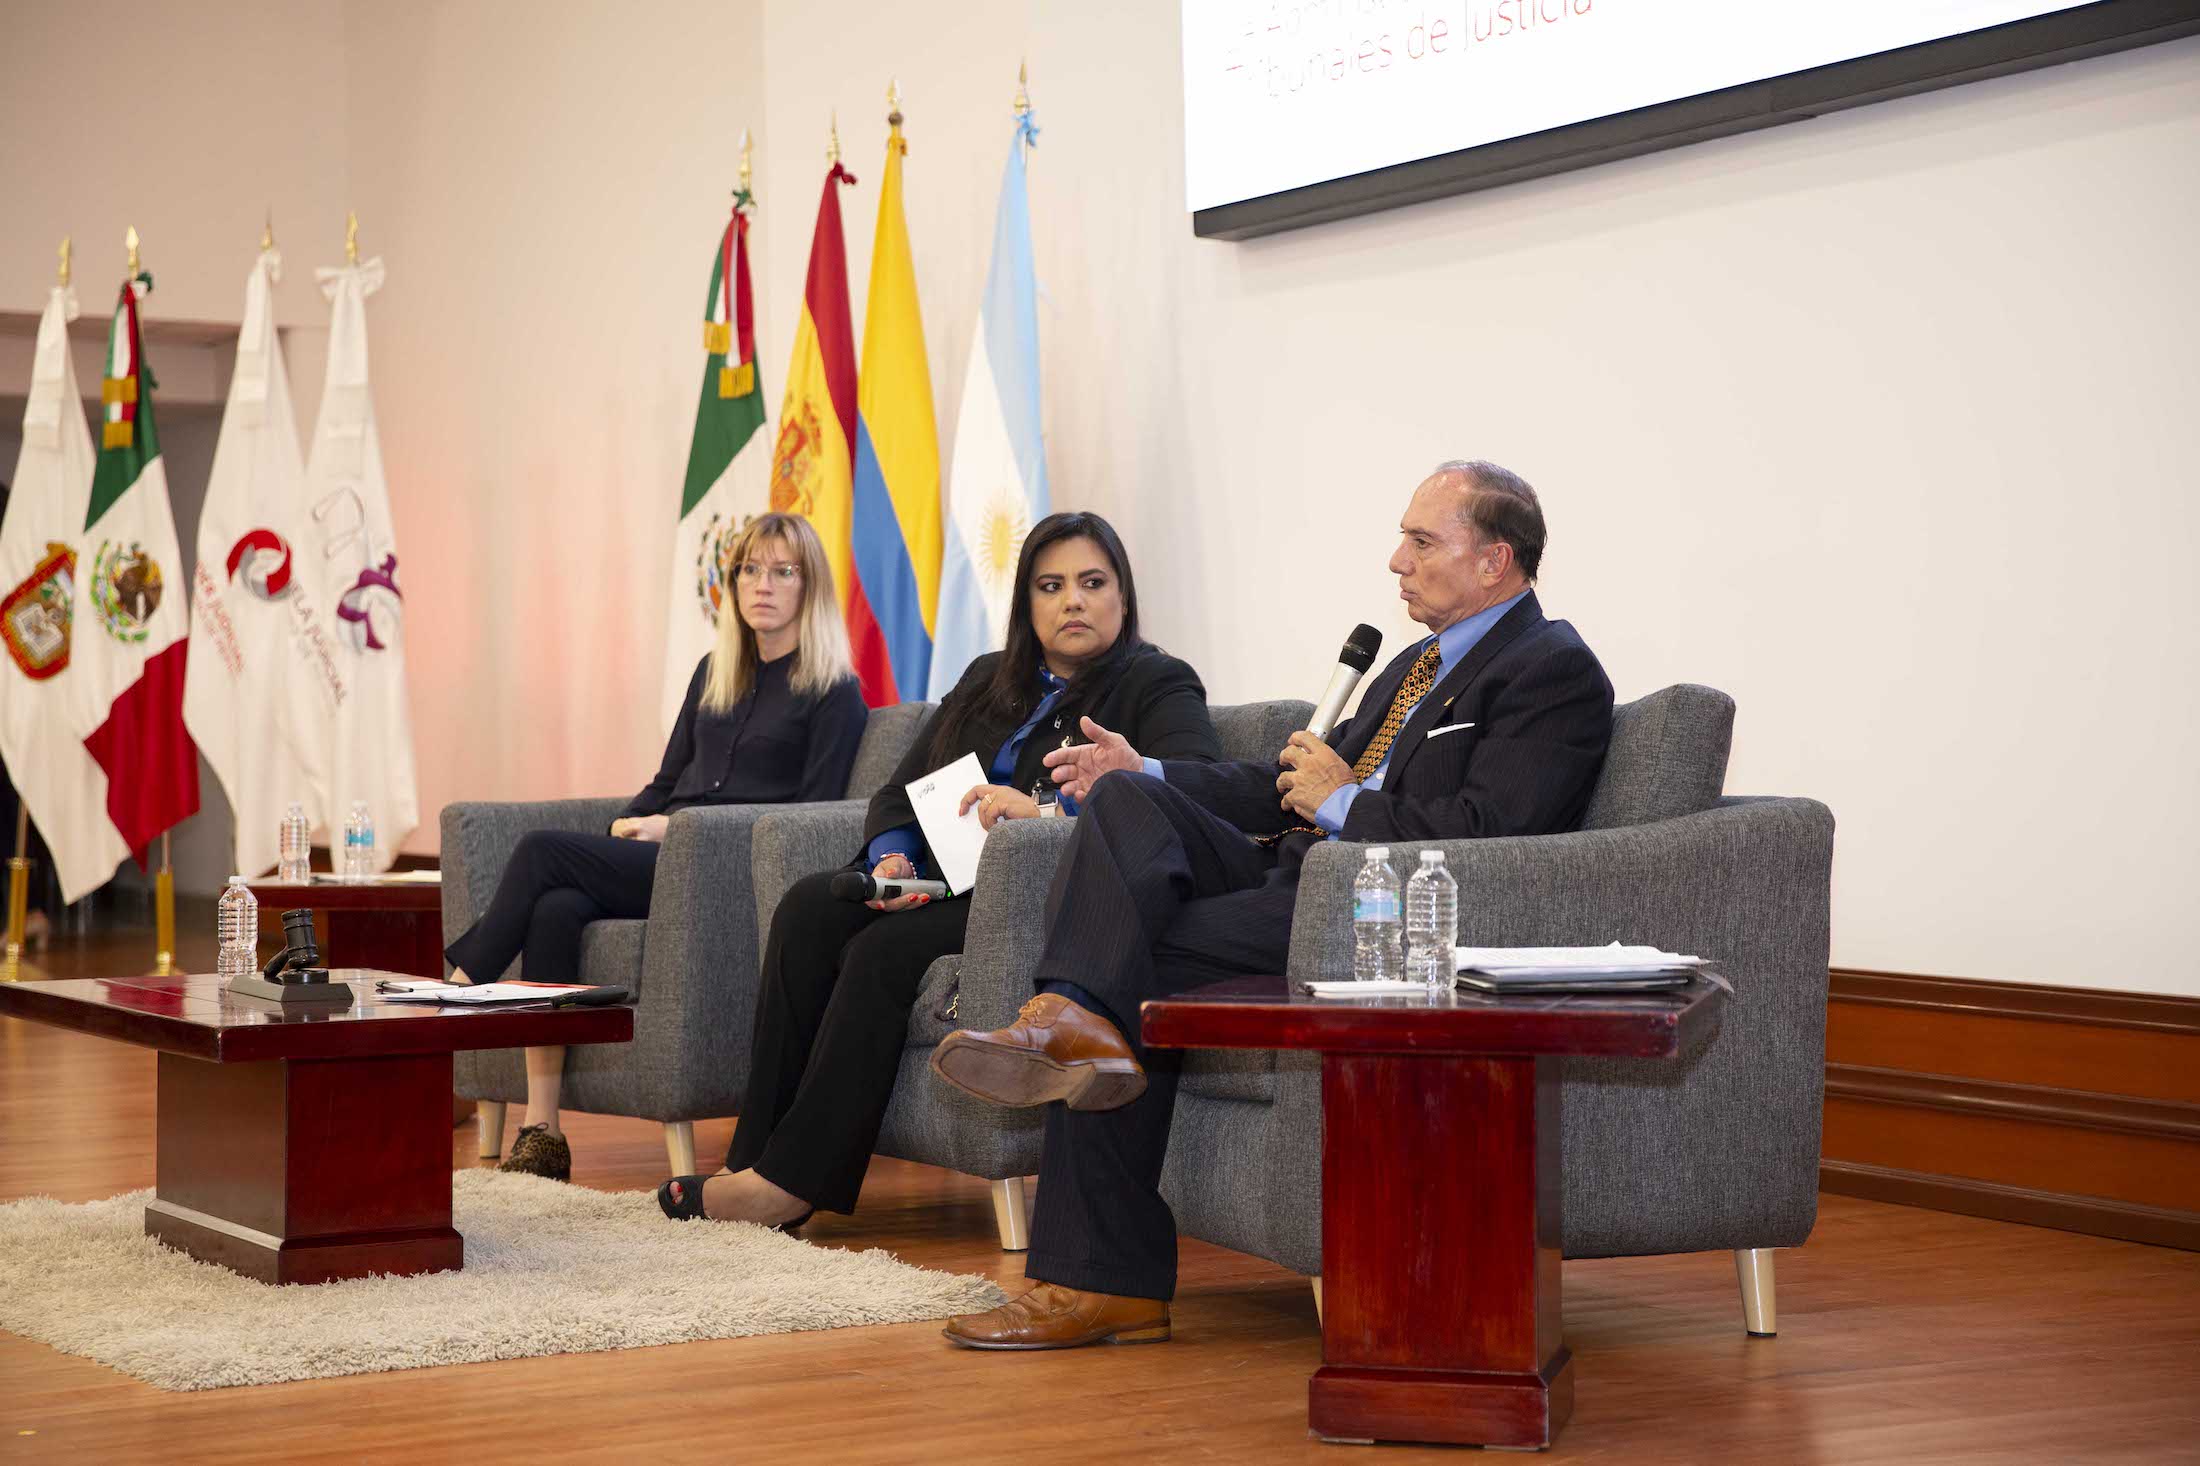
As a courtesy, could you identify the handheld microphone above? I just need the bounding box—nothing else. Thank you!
[1307,624,1384,742]
[829,870,953,903]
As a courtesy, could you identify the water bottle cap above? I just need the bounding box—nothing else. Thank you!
[1365,846,1389,862]
[228,874,247,885]
[1421,849,1445,864]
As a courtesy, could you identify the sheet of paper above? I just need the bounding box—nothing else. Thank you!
[1452,943,1704,975]
[378,981,590,1005]
[1303,980,1428,998]
[906,752,990,896]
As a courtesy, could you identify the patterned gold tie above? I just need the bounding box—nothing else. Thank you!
[1348,641,1444,783]
[1267,640,1443,843]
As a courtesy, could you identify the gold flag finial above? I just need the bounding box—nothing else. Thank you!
[345,210,360,265]
[262,209,275,252]
[887,77,903,131]
[58,236,72,287]
[827,110,841,165]
[738,127,755,207]
[1015,60,1030,119]
[125,226,140,277]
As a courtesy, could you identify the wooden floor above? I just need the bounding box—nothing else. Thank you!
[4,931,2199,1463]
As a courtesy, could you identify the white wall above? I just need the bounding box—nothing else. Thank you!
[6,3,2195,994]
[0,1,349,331]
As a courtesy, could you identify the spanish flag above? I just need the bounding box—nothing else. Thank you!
[849,111,942,705]
[770,162,892,695]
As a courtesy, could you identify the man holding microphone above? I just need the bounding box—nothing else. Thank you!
[929,459,1616,1349]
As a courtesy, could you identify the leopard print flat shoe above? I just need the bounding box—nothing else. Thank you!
[498,1123,572,1181]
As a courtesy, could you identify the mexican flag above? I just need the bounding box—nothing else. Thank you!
[68,272,200,858]
[659,203,768,733]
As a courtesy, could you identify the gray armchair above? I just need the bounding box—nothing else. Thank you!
[746,699,1312,1247]
[443,702,933,1174]
[1157,684,1836,1335]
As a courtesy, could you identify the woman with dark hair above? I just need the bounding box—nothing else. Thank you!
[660,511,1220,1227]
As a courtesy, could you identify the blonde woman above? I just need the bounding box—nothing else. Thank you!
[445,512,865,1180]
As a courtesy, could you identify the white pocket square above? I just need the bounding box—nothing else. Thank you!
[1424,722,1476,741]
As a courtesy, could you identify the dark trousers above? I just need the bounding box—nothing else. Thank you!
[1025,773,1299,1302]
[443,830,659,985]
[727,870,971,1213]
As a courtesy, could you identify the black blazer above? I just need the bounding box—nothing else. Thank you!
[1160,592,1613,846]
[863,642,1223,849]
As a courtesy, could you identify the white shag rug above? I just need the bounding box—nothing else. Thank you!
[0,1169,1006,1391]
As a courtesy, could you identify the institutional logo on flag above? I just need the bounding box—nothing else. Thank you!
[2,544,74,678]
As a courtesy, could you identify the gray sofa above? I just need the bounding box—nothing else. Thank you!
[746,699,1311,1246]
[442,702,933,1174]
[1158,683,1835,1333]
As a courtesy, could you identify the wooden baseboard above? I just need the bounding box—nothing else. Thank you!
[1823,969,2200,1251]
[1820,1160,2200,1252]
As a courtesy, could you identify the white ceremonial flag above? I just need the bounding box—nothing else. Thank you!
[302,255,417,869]
[0,281,130,901]
[183,248,339,876]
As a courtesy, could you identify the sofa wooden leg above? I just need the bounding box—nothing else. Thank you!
[476,1101,507,1159]
[1311,1276,1324,1325]
[992,1176,1034,1251]
[1735,1248,1777,1336]
[664,1121,697,1177]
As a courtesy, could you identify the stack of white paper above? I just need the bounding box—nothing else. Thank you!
[1453,943,1705,978]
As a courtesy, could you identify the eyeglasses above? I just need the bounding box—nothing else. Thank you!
[735,561,803,584]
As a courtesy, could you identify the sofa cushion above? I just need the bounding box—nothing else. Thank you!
[577,918,646,990]
[1581,684,1735,831]
[1210,699,1312,766]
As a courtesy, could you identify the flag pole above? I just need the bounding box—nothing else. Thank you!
[151,833,178,975]
[3,806,29,981]
[1015,60,1034,161]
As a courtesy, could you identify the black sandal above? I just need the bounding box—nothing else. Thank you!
[656,1174,815,1234]
[658,1174,712,1220]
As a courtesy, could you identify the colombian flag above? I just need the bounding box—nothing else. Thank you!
[850,116,942,705]
[770,163,892,694]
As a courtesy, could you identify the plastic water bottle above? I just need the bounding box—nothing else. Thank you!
[1406,849,1459,993]
[217,876,258,978]
[278,802,311,883]
[343,801,375,882]
[1352,846,1403,982]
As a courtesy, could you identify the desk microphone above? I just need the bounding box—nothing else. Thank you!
[1308,624,1384,742]
[830,870,953,903]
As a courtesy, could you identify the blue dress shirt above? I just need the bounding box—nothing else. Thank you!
[866,667,1077,873]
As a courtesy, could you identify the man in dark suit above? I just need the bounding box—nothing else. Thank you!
[928,460,1615,1349]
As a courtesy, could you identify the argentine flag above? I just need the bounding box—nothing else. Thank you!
[930,114,1049,697]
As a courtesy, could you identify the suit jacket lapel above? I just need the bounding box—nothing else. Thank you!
[1383,592,1544,790]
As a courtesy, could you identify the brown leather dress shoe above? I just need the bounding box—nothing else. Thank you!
[943,1282,1170,1350]
[929,993,1146,1111]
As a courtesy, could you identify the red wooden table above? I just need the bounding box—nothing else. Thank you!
[0,972,631,1284]
[1141,975,1724,1450]
[249,875,445,978]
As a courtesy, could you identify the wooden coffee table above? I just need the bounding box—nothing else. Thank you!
[249,875,445,978]
[1141,975,1725,1450]
[0,972,631,1284]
